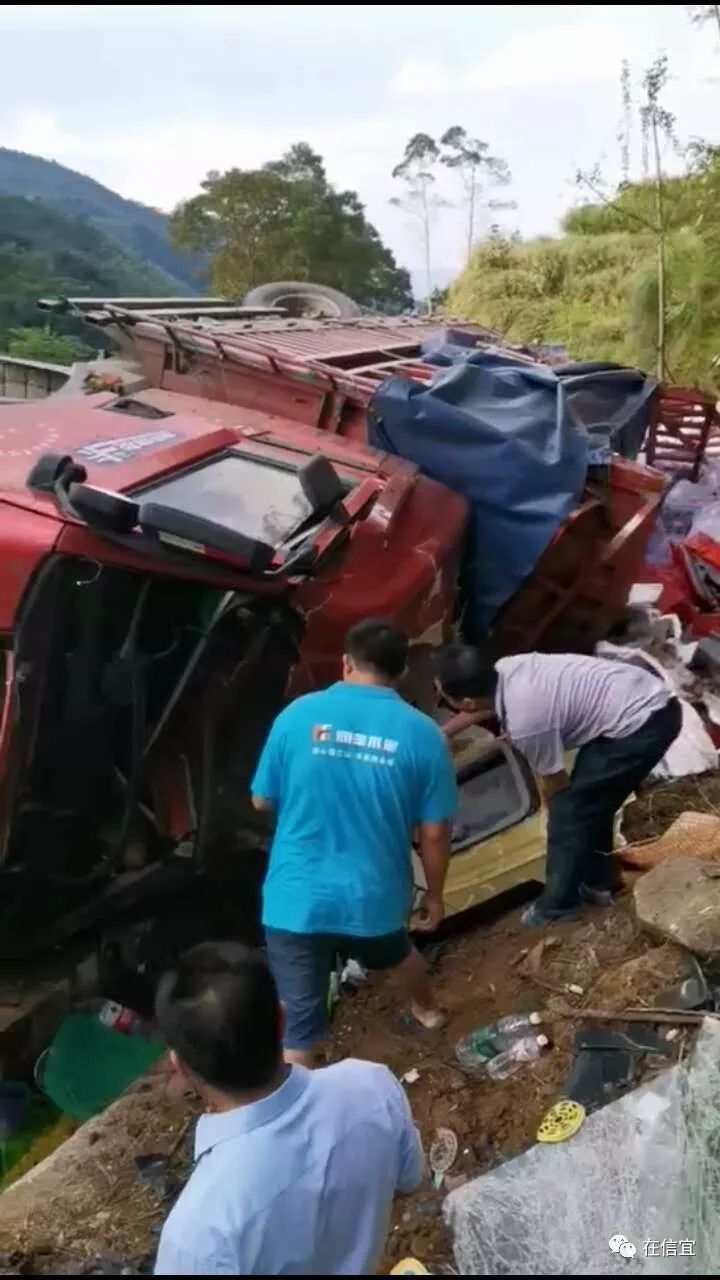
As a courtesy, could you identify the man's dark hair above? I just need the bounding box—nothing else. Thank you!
[155,941,280,1093]
[437,644,498,701]
[345,618,409,680]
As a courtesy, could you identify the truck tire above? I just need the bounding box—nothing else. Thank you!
[243,281,361,319]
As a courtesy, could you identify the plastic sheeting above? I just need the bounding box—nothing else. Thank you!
[595,637,718,779]
[420,339,657,461]
[444,1017,720,1275]
[560,366,657,463]
[370,348,657,636]
[369,353,589,635]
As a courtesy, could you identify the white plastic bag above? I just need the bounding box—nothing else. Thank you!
[596,641,717,779]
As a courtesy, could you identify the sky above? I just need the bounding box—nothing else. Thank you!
[1,3,719,288]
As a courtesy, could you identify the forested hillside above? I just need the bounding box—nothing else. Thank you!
[0,195,185,351]
[0,149,199,290]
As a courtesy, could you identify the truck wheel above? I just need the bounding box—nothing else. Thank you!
[243,281,361,319]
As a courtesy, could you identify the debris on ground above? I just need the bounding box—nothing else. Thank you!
[428,1128,458,1190]
[634,857,720,954]
[622,809,720,870]
[444,1018,720,1274]
[3,774,720,1273]
[0,1076,193,1273]
[0,890,686,1274]
[623,770,720,844]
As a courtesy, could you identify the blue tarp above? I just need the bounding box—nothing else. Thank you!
[368,350,590,638]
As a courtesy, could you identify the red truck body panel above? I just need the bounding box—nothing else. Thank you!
[113,314,667,655]
[0,388,467,682]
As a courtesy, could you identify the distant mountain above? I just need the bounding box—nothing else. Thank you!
[0,194,187,344]
[0,148,201,291]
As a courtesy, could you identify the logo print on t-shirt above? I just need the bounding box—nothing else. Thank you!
[311,726,399,766]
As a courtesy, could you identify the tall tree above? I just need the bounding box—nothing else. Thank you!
[576,56,676,378]
[639,56,676,378]
[439,126,512,264]
[390,133,447,310]
[170,144,412,311]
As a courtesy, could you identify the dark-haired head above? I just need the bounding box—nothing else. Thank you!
[156,941,282,1097]
[436,645,498,710]
[343,618,409,685]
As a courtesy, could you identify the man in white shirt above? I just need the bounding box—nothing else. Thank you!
[437,647,681,926]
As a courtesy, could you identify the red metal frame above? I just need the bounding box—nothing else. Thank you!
[123,315,535,441]
[645,385,720,480]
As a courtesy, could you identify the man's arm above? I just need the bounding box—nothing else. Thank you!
[155,1224,237,1276]
[416,820,451,931]
[382,1070,425,1195]
[415,726,459,931]
[512,727,568,805]
[537,770,570,803]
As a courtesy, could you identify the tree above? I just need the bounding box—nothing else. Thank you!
[170,144,412,312]
[6,326,89,364]
[390,133,448,311]
[575,56,677,378]
[639,56,677,378]
[686,4,720,39]
[439,126,513,265]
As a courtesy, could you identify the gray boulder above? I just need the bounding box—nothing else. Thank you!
[634,857,720,955]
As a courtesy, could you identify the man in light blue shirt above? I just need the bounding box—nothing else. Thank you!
[252,619,458,1066]
[154,941,423,1276]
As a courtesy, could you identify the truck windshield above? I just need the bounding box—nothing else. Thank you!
[137,453,315,548]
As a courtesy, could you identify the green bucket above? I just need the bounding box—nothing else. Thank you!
[36,1012,164,1122]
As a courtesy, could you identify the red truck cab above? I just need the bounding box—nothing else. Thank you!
[0,387,466,957]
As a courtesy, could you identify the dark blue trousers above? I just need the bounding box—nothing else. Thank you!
[539,698,682,912]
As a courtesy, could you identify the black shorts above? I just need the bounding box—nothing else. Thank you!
[265,927,412,1051]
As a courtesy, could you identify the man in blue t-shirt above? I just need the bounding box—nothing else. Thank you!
[252,619,458,1067]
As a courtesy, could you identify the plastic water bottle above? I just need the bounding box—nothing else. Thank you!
[455,1011,542,1070]
[487,1011,542,1051]
[98,1000,145,1036]
[485,1033,550,1081]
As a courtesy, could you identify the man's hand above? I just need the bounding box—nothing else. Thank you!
[538,770,570,803]
[415,892,445,932]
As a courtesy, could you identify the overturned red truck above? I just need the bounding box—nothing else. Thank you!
[0,292,705,984]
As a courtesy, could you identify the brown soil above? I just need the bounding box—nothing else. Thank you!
[623,772,720,843]
[0,1075,193,1273]
[0,778,711,1274]
[331,902,689,1271]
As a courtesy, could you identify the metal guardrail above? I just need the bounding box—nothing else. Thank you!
[0,354,70,401]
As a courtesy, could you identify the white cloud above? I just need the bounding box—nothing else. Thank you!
[4,4,720,280]
[5,110,404,209]
[390,11,717,99]
[390,58,455,100]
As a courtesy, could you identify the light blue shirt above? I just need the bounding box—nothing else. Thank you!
[496,652,670,776]
[154,1060,424,1276]
[252,682,458,936]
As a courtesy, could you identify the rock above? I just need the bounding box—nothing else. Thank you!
[634,858,720,954]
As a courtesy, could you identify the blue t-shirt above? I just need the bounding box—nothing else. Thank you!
[251,682,458,936]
